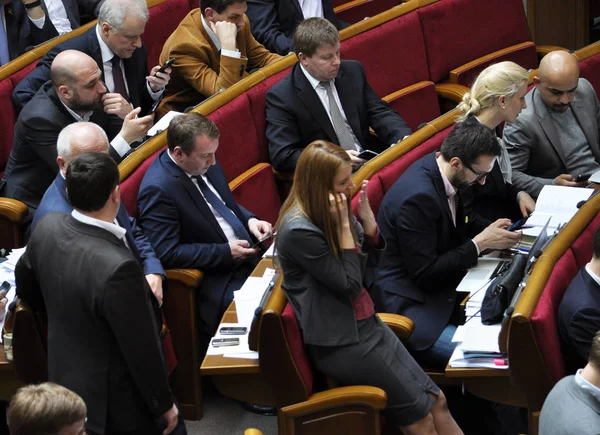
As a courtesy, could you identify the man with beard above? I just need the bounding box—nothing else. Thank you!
[372,118,521,369]
[1,49,152,229]
[503,50,600,198]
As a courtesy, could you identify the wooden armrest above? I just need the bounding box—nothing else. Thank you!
[244,430,263,435]
[229,163,271,191]
[281,385,387,417]
[536,45,568,59]
[165,269,203,288]
[0,198,28,223]
[435,83,470,104]
[376,313,414,340]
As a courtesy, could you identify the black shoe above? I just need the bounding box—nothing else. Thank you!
[238,401,277,416]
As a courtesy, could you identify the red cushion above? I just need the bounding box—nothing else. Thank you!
[341,11,429,98]
[385,82,440,132]
[144,0,192,68]
[0,78,16,172]
[451,43,538,87]
[209,94,264,182]
[246,68,290,155]
[281,303,314,397]
[120,149,164,219]
[570,212,600,269]
[231,164,281,227]
[418,0,532,82]
[531,249,578,382]
[336,0,399,25]
[9,61,38,87]
[579,54,600,96]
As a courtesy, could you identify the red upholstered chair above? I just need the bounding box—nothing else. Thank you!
[143,0,193,68]
[574,41,600,95]
[259,283,415,435]
[417,0,543,86]
[334,0,400,25]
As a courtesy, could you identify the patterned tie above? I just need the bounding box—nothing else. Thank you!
[319,81,356,151]
[194,176,253,244]
[0,7,11,66]
[111,55,129,100]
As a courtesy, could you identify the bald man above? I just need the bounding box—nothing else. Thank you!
[1,50,152,229]
[503,50,600,198]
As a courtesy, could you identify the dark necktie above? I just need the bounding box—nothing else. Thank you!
[193,176,252,244]
[111,55,129,100]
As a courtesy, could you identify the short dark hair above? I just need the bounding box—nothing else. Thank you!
[167,112,220,154]
[593,226,600,259]
[293,17,339,57]
[440,117,501,166]
[589,330,600,369]
[200,0,245,15]
[66,152,119,212]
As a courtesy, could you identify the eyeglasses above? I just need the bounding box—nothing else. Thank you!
[76,418,88,435]
[463,162,491,183]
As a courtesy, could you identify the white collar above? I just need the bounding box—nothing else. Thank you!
[95,24,117,64]
[60,100,93,122]
[575,369,600,404]
[300,63,331,91]
[201,15,222,51]
[585,263,600,287]
[71,209,126,241]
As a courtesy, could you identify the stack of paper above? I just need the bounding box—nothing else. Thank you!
[0,247,25,340]
[450,324,507,369]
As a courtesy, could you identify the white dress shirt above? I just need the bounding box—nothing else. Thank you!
[71,209,128,246]
[298,0,323,19]
[201,14,240,59]
[299,64,362,151]
[44,0,71,34]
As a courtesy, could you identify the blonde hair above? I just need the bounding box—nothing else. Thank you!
[8,382,87,435]
[457,61,529,121]
[276,141,356,257]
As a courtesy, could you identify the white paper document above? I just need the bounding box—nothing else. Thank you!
[233,276,272,327]
[147,111,183,136]
[526,185,593,230]
[460,324,502,354]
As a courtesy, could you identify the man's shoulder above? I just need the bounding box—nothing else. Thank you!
[560,268,600,315]
[17,85,66,126]
[384,155,437,204]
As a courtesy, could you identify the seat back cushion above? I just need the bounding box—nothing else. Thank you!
[281,302,314,396]
[341,11,429,98]
[209,94,264,182]
[579,54,600,96]
[385,82,440,131]
[336,0,399,25]
[418,0,532,82]
[120,149,164,220]
[231,164,281,226]
[144,0,192,68]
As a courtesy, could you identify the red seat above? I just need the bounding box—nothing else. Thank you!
[335,0,400,25]
[120,149,163,220]
[144,0,192,68]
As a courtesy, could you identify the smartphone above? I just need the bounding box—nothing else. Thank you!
[219,326,247,335]
[156,57,175,74]
[250,231,276,249]
[212,337,240,347]
[508,214,531,232]
[574,173,593,182]
[0,281,10,292]
[355,150,379,161]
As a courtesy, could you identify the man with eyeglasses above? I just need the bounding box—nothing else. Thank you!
[503,50,600,199]
[372,118,521,369]
[12,0,170,118]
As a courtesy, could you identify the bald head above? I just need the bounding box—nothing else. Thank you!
[56,123,110,175]
[50,50,98,87]
[534,51,580,112]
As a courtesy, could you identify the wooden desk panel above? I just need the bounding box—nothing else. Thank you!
[0,345,24,401]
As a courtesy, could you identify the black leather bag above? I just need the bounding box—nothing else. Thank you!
[481,254,528,325]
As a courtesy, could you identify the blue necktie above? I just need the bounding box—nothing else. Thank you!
[0,7,11,66]
[194,176,253,244]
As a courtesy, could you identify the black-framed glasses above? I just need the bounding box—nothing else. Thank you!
[76,417,88,435]
[463,162,490,183]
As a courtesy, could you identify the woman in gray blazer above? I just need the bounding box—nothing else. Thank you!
[275,141,463,434]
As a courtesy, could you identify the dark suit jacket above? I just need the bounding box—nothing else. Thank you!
[266,60,412,172]
[137,150,258,336]
[246,0,347,55]
[2,81,121,211]
[16,213,173,434]
[12,25,153,114]
[372,153,480,351]
[558,268,600,373]
[33,173,164,277]
[4,0,58,61]
[61,0,104,30]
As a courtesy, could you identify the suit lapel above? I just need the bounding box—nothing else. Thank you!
[571,96,600,163]
[533,88,568,166]
[123,56,141,108]
[86,28,104,78]
[426,155,455,226]
[116,205,143,264]
[293,64,339,144]
[289,0,302,17]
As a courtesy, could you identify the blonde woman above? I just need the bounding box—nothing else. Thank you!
[457,61,536,223]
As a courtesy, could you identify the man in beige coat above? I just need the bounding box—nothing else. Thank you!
[158,0,282,116]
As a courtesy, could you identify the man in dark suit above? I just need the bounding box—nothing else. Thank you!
[1,50,152,226]
[246,0,347,55]
[32,122,166,305]
[266,17,411,173]
[138,113,273,344]
[0,0,58,66]
[559,226,600,373]
[12,0,170,114]
[372,119,521,369]
[16,152,179,434]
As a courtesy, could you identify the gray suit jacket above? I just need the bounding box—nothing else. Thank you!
[276,209,383,347]
[539,375,600,434]
[503,78,600,198]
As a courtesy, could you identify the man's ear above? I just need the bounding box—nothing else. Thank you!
[100,21,111,37]
[449,156,462,172]
[56,84,71,99]
[57,156,66,174]
[533,76,541,86]
[112,185,121,204]
[297,52,307,65]
[204,7,216,21]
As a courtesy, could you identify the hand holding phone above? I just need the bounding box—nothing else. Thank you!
[574,173,593,182]
[250,231,276,249]
[507,214,531,232]
[355,150,379,161]
[156,58,175,75]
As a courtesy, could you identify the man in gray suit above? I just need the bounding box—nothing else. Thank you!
[540,330,600,434]
[503,50,600,198]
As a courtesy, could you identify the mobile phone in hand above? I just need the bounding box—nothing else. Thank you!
[156,58,175,75]
[574,173,593,182]
[508,214,531,231]
[355,150,379,161]
[250,232,276,249]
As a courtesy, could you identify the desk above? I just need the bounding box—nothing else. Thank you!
[200,258,276,406]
